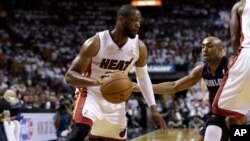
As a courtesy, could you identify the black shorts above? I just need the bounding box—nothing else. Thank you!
[199,114,229,141]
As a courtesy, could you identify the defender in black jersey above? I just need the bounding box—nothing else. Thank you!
[134,36,230,141]
[199,56,229,141]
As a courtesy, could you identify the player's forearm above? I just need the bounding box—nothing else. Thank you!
[231,38,240,55]
[153,82,177,94]
[135,65,156,107]
[231,28,240,55]
[65,71,99,88]
[137,77,156,106]
[230,7,241,56]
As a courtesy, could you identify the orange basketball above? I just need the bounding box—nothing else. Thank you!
[100,71,133,104]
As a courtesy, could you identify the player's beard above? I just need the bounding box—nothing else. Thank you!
[124,26,136,39]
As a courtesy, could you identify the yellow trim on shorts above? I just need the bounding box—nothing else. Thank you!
[72,94,81,119]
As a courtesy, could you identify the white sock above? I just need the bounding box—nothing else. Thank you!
[204,125,222,141]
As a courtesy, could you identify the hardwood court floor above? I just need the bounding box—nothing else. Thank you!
[129,128,201,141]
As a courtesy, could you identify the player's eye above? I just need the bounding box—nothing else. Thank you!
[128,17,142,23]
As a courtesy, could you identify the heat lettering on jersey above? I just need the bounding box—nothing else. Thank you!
[99,58,133,70]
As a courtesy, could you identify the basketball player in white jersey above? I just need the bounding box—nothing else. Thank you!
[212,0,250,122]
[65,4,167,141]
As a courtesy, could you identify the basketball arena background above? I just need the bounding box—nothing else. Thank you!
[0,0,238,140]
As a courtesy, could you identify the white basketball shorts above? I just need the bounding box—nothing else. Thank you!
[213,47,250,120]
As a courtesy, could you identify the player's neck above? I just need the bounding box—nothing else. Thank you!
[208,58,222,75]
[208,63,219,74]
[110,29,128,48]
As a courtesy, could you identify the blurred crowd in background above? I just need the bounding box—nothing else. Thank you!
[0,0,237,140]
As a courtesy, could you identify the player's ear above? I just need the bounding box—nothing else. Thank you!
[117,15,125,23]
[220,47,226,56]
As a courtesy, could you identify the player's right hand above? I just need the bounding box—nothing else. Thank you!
[98,70,118,86]
[100,70,120,79]
[150,105,167,130]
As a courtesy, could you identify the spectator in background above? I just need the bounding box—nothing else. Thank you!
[138,98,148,129]
[54,101,72,141]
[0,110,8,141]
[0,89,21,141]
[0,89,11,141]
[0,89,22,118]
[0,72,8,96]
[126,96,140,129]
[167,108,184,128]
[0,90,19,113]
[189,115,204,128]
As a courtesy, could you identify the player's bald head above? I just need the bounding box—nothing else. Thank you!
[117,4,139,18]
[202,36,225,58]
[203,36,223,48]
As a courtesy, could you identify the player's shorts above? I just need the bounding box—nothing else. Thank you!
[213,47,250,120]
[72,89,127,140]
[199,114,229,141]
[89,118,127,140]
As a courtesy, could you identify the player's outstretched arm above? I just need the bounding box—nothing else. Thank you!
[152,65,203,94]
[133,65,203,95]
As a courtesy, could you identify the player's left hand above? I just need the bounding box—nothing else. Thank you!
[132,82,140,92]
[150,105,167,130]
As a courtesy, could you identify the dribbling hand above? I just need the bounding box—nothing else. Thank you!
[150,105,167,130]
[98,70,120,86]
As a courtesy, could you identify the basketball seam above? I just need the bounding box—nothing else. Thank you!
[103,86,133,103]
[101,85,133,95]
[101,77,131,93]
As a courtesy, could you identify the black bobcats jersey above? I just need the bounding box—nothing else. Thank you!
[202,56,228,106]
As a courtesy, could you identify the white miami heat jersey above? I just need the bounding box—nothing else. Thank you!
[87,30,140,96]
[241,0,250,48]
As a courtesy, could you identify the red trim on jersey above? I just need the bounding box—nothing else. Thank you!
[88,134,127,141]
[212,48,245,120]
[83,61,92,77]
